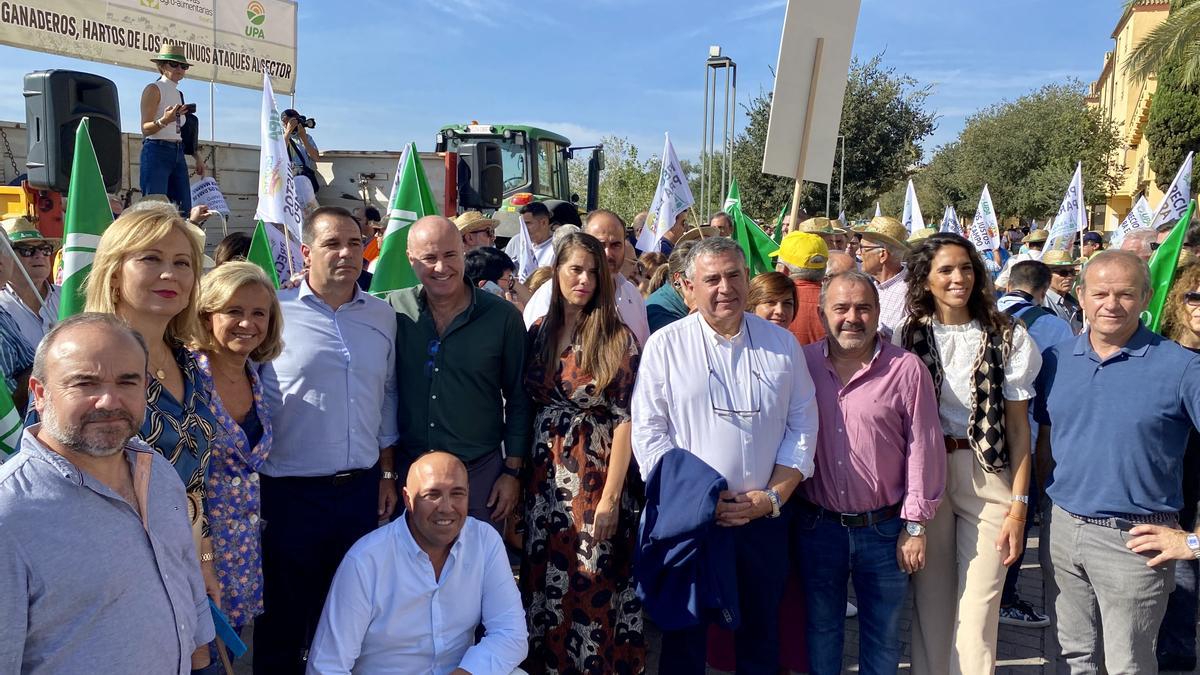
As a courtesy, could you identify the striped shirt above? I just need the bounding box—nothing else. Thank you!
[876,267,909,336]
[0,307,33,393]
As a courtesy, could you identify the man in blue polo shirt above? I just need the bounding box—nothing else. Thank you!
[1035,250,1200,674]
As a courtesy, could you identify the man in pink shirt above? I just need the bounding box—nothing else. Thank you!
[796,271,946,675]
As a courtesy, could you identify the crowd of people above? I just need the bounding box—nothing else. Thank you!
[0,179,1199,675]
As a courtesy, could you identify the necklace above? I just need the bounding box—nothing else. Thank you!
[149,349,174,382]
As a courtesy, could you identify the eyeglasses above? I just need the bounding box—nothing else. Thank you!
[702,324,765,417]
[858,245,884,254]
[12,244,53,257]
[497,274,515,292]
[1052,268,1078,278]
[1185,291,1200,307]
[423,339,441,378]
[164,61,190,71]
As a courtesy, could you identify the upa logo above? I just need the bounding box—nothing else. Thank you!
[245,1,266,39]
[140,0,161,8]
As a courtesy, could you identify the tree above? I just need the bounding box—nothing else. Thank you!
[1126,0,1200,87]
[1144,58,1200,191]
[730,54,936,222]
[568,135,701,226]
[920,83,1122,220]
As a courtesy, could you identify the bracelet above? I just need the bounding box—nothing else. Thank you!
[200,552,214,563]
[1005,513,1026,523]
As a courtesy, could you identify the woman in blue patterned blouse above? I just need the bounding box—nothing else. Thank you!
[83,202,221,616]
[192,261,282,632]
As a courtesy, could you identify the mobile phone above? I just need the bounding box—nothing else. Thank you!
[183,103,197,114]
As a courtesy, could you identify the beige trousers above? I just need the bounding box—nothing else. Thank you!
[911,448,1013,675]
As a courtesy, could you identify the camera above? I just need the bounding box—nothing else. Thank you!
[297,115,316,129]
[281,109,316,130]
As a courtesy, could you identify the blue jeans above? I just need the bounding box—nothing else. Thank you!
[794,509,909,675]
[139,139,191,215]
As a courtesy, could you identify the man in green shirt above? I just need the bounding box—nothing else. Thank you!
[389,216,531,530]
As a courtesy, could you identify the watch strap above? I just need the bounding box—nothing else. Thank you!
[765,489,782,518]
[500,464,521,479]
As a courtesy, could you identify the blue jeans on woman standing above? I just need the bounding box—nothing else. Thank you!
[795,509,909,675]
[140,139,191,215]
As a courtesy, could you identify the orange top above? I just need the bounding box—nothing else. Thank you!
[364,236,381,263]
[788,279,826,345]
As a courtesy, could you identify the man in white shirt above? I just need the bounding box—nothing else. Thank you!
[307,451,528,675]
[631,236,819,674]
[504,202,555,274]
[523,209,650,345]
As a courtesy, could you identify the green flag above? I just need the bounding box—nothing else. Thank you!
[772,202,788,245]
[59,118,114,319]
[369,143,439,294]
[0,382,21,458]
[248,220,280,289]
[1145,199,1195,333]
[725,180,778,276]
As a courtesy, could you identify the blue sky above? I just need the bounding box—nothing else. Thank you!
[0,0,1122,161]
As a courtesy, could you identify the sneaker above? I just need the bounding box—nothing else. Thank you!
[999,600,1050,628]
[845,602,858,618]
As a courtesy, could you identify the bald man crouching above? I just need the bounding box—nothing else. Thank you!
[307,451,528,674]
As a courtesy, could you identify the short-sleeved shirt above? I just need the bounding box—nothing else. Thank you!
[0,306,32,393]
[0,430,215,674]
[1035,324,1200,517]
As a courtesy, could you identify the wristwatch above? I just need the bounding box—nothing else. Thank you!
[381,471,398,481]
[1187,533,1200,560]
[1011,495,1030,505]
[500,464,521,479]
[764,489,782,518]
[905,521,926,537]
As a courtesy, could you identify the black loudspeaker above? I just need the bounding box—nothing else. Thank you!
[24,70,122,193]
[457,141,503,209]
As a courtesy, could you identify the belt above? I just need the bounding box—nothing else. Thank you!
[1067,510,1178,530]
[802,501,900,528]
[144,138,182,144]
[944,436,971,452]
[267,465,376,487]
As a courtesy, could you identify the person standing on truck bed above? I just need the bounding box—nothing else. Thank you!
[139,45,205,216]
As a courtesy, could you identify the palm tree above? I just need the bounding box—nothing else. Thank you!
[1126,0,1200,86]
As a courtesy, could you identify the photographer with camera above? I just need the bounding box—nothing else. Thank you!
[281,108,321,209]
[139,45,205,215]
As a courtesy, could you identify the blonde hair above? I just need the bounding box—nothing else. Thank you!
[525,266,553,293]
[194,262,284,362]
[84,208,206,345]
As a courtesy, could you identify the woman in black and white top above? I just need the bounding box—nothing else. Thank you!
[139,44,205,215]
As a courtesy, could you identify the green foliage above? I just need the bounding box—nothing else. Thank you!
[1145,58,1200,191]
[919,83,1122,220]
[730,54,937,222]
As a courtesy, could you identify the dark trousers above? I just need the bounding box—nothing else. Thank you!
[659,509,791,675]
[253,466,380,675]
[1158,558,1199,664]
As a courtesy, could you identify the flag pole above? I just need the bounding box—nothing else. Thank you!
[788,38,824,233]
[0,234,42,314]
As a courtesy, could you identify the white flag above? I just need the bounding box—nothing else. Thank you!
[264,220,303,281]
[636,133,695,252]
[902,179,924,234]
[940,205,962,235]
[874,202,881,218]
[513,215,538,282]
[1046,162,1084,251]
[253,72,303,244]
[968,185,1000,251]
[1150,151,1193,232]
[1111,195,1156,247]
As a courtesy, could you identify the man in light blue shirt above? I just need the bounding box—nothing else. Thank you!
[307,451,528,675]
[0,313,214,674]
[256,206,401,675]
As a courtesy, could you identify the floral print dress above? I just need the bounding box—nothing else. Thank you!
[520,323,645,675]
[194,351,272,627]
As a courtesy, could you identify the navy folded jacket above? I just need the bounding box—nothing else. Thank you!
[634,448,739,631]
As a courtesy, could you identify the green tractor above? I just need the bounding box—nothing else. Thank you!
[435,123,603,239]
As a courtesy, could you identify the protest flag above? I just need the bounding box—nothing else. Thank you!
[874,202,882,218]
[967,185,1000,252]
[248,221,281,289]
[59,117,114,319]
[1112,195,1155,247]
[1146,199,1195,333]
[940,205,963,235]
[369,143,439,294]
[1150,151,1193,232]
[725,180,778,275]
[0,382,20,459]
[636,133,695,252]
[253,72,302,250]
[902,179,924,234]
[512,215,539,282]
[773,203,788,244]
[1046,162,1085,252]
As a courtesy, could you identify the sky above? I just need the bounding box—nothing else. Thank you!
[0,0,1123,162]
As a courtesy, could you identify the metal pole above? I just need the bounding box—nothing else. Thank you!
[701,69,706,219]
[729,62,737,195]
[707,68,718,217]
[721,63,730,208]
[209,82,216,141]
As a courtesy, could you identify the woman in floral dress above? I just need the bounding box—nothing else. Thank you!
[521,232,644,675]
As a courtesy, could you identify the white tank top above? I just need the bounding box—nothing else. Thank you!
[148,77,182,141]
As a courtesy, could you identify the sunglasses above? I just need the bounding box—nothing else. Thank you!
[1185,292,1200,307]
[13,244,54,257]
[164,61,190,71]
[1052,268,1077,278]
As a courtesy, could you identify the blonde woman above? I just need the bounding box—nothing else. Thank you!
[193,262,283,633]
[83,203,221,606]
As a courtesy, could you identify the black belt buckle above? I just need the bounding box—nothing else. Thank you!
[839,512,863,527]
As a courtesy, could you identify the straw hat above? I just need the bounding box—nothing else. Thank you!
[907,227,938,245]
[676,225,721,246]
[1040,249,1078,268]
[453,211,498,234]
[1025,230,1049,244]
[151,45,191,66]
[1,216,57,246]
[798,217,835,235]
[859,216,910,251]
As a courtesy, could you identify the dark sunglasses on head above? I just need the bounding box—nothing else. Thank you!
[1185,291,1200,307]
[13,244,54,257]
[165,61,190,71]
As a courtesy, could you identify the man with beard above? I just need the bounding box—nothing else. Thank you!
[0,313,215,674]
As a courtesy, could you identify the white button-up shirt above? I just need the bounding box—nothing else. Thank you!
[0,283,59,347]
[306,515,527,675]
[631,312,818,493]
[523,273,650,346]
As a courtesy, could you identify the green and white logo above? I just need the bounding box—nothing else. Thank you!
[246,1,266,38]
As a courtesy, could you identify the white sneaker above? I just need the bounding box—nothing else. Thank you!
[845,602,858,618]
